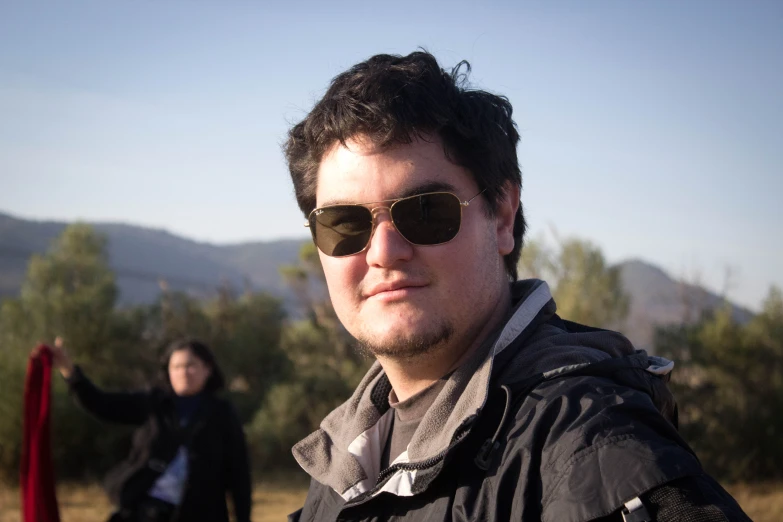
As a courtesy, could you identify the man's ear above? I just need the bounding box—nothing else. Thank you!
[496,181,520,256]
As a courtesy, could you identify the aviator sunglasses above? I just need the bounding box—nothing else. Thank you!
[305,190,485,257]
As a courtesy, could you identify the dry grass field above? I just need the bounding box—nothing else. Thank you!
[1,481,781,521]
[0,481,307,522]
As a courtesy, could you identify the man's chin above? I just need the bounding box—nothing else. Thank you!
[356,322,454,360]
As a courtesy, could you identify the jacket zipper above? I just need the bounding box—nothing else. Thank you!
[342,421,475,509]
[343,381,517,510]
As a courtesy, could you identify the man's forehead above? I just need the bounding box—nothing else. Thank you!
[315,135,472,206]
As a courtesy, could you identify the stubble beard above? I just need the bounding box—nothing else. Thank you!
[355,321,456,361]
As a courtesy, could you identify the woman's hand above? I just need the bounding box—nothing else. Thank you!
[50,336,75,379]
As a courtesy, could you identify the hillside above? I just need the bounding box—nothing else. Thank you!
[0,212,754,349]
[617,259,754,349]
[0,212,305,303]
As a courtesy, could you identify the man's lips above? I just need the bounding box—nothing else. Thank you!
[364,281,428,299]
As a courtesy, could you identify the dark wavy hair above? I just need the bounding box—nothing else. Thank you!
[160,338,226,394]
[284,50,526,280]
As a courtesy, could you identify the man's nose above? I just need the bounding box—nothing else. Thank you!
[364,209,414,266]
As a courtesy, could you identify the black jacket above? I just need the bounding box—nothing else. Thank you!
[289,279,750,522]
[67,367,252,522]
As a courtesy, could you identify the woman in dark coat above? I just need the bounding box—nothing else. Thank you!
[49,337,252,522]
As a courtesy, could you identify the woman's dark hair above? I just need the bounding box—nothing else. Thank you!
[160,338,226,393]
[284,50,526,280]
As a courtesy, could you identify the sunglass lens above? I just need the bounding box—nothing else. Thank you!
[311,206,373,256]
[392,193,462,245]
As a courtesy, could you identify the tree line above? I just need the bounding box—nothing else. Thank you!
[0,225,780,484]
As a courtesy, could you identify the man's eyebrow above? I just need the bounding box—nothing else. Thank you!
[397,181,457,199]
[317,181,458,208]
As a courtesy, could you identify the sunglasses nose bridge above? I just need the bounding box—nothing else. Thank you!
[369,205,393,226]
[369,204,405,242]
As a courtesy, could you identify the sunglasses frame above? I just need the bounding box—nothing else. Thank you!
[305,189,486,257]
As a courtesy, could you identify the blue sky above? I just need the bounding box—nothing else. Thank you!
[1,1,781,310]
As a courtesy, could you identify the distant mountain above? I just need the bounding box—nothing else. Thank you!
[0,212,754,350]
[617,259,754,349]
[0,212,306,304]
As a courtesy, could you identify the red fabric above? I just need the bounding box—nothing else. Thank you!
[20,344,61,522]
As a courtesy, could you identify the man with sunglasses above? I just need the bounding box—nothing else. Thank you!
[284,52,750,522]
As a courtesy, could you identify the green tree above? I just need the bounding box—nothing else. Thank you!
[248,243,369,470]
[205,285,290,422]
[278,242,367,381]
[654,286,783,481]
[0,224,137,482]
[518,237,629,328]
[248,323,357,468]
[134,289,212,368]
[0,301,30,482]
[13,223,117,354]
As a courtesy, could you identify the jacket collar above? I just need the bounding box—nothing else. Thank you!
[292,279,555,502]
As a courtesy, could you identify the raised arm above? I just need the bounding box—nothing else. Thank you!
[49,337,152,425]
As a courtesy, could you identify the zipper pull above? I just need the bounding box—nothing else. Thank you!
[474,439,500,470]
